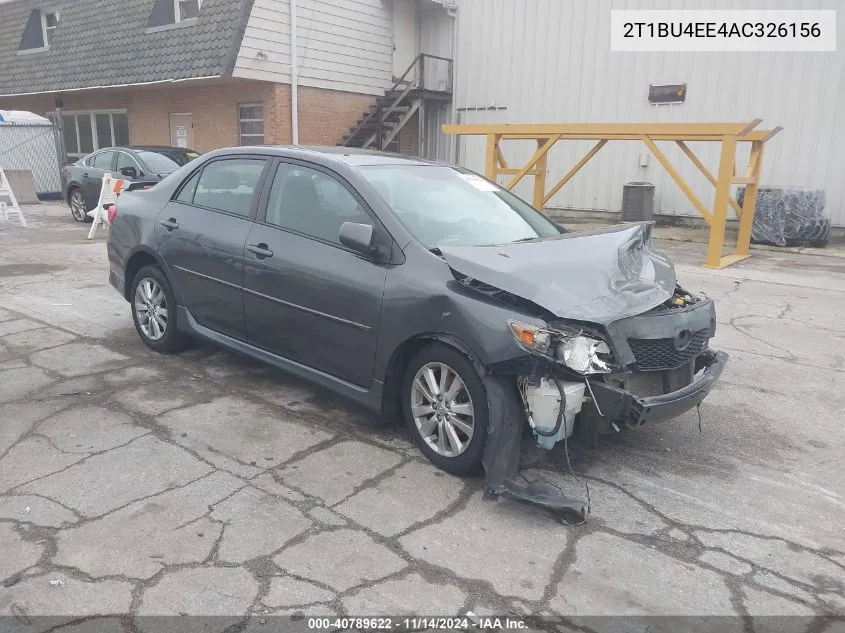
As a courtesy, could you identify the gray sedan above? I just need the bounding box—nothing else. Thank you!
[106,146,726,515]
[61,146,200,222]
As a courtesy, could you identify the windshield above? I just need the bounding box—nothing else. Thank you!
[136,149,199,174]
[357,165,562,248]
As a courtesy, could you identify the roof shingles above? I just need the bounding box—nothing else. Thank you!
[0,0,253,96]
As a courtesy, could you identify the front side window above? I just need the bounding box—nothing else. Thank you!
[191,159,265,217]
[265,163,371,245]
[357,165,561,249]
[238,104,264,145]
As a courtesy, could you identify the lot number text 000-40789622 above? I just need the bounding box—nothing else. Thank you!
[610,9,837,52]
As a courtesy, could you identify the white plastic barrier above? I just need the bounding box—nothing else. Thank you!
[87,173,127,239]
[0,167,26,227]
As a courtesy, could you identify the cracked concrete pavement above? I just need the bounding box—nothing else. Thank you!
[1,204,844,630]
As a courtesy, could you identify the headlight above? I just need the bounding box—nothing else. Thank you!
[508,320,613,374]
[556,335,613,374]
[508,320,554,357]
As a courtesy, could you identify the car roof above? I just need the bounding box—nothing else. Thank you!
[128,146,196,152]
[221,145,443,168]
[85,146,195,153]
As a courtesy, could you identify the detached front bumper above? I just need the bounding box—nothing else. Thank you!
[588,349,728,427]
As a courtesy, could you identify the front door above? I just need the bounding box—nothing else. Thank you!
[243,161,387,387]
[169,113,194,149]
[156,157,269,341]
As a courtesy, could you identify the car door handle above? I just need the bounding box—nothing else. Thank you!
[247,243,273,259]
[160,218,179,231]
[82,173,89,179]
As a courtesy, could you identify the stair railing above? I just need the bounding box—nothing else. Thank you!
[343,53,453,149]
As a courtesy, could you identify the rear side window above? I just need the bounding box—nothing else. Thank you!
[91,150,116,170]
[175,170,201,203]
[116,152,140,175]
[188,159,266,217]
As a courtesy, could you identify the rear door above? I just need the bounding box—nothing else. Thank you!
[82,149,117,208]
[156,156,270,341]
[243,160,388,387]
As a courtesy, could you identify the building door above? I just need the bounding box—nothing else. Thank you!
[169,113,193,149]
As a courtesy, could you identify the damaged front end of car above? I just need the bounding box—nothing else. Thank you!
[442,223,728,520]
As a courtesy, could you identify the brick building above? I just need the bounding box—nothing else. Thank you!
[0,0,455,163]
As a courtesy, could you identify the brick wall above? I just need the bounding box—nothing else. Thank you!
[0,79,377,152]
[296,86,375,146]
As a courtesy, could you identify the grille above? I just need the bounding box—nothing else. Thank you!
[628,328,710,370]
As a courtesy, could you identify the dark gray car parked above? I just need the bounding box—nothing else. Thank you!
[61,146,200,222]
[106,146,727,514]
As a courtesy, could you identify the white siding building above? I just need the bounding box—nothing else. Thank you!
[446,0,845,227]
[234,0,395,96]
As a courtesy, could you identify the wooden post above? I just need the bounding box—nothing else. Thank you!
[533,138,549,209]
[706,135,738,268]
[484,134,499,180]
[735,141,764,256]
[376,104,383,151]
[442,122,780,269]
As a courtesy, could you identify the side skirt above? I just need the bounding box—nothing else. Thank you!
[176,306,384,412]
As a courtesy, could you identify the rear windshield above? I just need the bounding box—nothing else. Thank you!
[136,149,199,174]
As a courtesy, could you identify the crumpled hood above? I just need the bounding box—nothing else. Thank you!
[440,222,676,325]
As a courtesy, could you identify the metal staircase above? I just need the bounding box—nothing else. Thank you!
[341,53,453,152]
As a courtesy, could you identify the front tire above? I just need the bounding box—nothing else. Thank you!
[130,265,188,354]
[68,188,92,223]
[402,343,489,476]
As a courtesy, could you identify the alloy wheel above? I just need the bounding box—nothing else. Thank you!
[410,362,475,457]
[134,277,168,341]
[70,191,87,221]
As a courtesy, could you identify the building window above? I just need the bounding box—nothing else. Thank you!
[18,9,51,52]
[238,104,265,145]
[48,111,130,164]
[147,0,201,29]
[43,12,58,45]
[176,0,201,21]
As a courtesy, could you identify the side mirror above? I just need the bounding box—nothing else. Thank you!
[119,166,138,179]
[339,222,379,256]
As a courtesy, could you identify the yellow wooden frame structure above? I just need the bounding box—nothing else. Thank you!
[442,121,782,269]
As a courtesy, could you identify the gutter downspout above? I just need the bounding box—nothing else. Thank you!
[447,3,458,163]
[290,0,299,145]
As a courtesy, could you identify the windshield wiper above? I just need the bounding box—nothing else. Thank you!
[511,236,540,244]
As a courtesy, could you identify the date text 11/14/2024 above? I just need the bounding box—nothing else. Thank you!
[307,617,529,630]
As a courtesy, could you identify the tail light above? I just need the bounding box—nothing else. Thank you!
[107,204,117,223]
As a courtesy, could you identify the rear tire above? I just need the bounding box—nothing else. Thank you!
[402,343,489,476]
[68,188,92,223]
[130,265,188,354]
